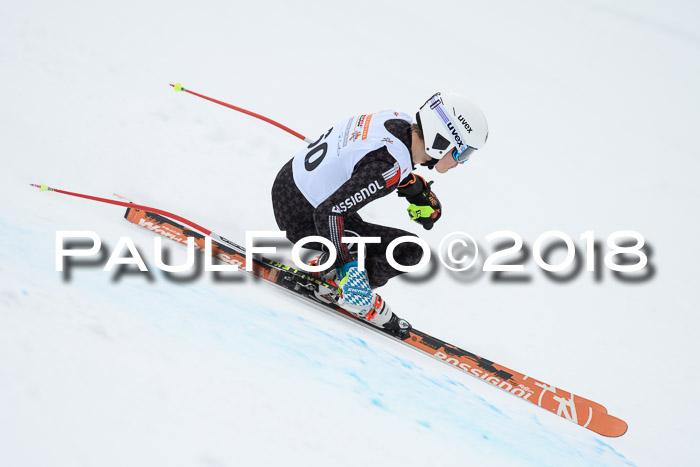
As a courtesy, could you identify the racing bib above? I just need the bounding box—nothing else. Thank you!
[291,110,413,208]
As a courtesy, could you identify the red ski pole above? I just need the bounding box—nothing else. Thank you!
[170,83,314,144]
[30,183,339,286]
[29,183,214,237]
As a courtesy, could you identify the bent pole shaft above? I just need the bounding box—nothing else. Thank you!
[29,183,215,237]
[31,183,339,288]
[170,83,314,144]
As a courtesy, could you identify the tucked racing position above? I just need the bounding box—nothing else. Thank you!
[271,92,488,339]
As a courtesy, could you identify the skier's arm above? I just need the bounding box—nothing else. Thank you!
[314,150,399,268]
[397,173,442,230]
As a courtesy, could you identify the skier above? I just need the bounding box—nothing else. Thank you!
[271,92,488,338]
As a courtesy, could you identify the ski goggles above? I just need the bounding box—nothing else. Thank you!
[452,145,476,163]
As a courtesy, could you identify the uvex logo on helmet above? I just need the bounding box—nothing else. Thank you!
[446,121,465,148]
[458,115,473,133]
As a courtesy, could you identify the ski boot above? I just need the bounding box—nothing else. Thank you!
[307,250,334,280]
[307,251,341,304]
[336,261,412,340]
[381,310,412,340]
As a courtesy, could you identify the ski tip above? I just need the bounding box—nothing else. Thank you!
[596,415,629,438]
[609,417,629,437]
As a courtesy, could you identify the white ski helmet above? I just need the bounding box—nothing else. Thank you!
[415,92,489,162]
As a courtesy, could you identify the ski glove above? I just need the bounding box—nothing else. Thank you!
[397,174,442,230]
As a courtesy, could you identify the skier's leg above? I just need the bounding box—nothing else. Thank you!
[271,159,320,247]
[333,214,419,338]
[272,159,345,296]
[343,214,424,289]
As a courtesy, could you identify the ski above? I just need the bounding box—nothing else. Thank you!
[123,206,628,437]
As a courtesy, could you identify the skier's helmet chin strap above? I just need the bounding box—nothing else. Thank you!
[421,158,440,170]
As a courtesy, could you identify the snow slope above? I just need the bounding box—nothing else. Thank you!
[2,0,699,465]
[0,196,634,467]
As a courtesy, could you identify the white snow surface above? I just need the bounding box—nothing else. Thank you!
[2,0,699,465]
